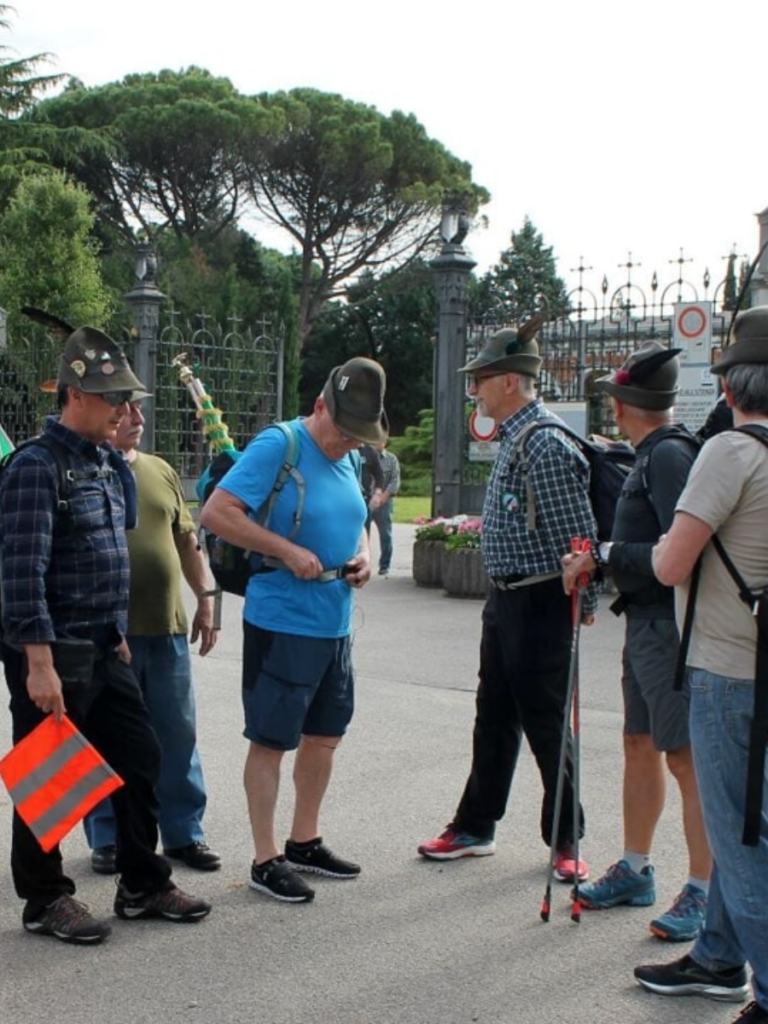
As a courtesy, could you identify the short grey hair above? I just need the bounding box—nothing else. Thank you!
[724,364,768,415]
[517,374,536,397]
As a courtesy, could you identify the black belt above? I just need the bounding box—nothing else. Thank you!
[490,571,562,591]
[490,574,529,590]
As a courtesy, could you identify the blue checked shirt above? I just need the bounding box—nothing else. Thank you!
[0,417,131,645]
[483,400,598,615]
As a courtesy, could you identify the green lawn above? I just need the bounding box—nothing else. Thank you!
[393,495,431,524]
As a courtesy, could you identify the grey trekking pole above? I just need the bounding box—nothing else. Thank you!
[541,538,589,923]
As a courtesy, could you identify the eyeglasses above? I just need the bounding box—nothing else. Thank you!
[467,372,507,388]
[98,390,134,407]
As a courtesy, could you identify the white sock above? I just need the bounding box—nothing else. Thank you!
[623,850,652,875]
[688,876,709,895]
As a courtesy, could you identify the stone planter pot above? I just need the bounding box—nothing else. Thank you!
[442,547,489,599]
[412,539,446,587]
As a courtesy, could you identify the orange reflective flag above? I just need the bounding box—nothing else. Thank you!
[0,715,124,852]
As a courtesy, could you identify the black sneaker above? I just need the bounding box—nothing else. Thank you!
[732,1003,768,1023]
[285,837,361,879]
[23,894,111,944]
[164,841,222,871]
[114,881,211,922]
[634,953,749,1002]
[249,857,315,903]
[91,844,117,875]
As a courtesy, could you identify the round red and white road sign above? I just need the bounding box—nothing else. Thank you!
[676,304,708,339]
[469,408,497,442]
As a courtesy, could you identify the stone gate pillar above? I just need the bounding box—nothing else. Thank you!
[124,242,164,452]
[430,206,476,518]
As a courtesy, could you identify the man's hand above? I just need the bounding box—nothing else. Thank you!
[561,550,596,595]
[191,596,218,656]
[25,647,66,722]
[342,550,371,588]
[282,543,325,580]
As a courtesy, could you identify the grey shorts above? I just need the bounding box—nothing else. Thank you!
[621,617,690,752]
[241,622,354,751]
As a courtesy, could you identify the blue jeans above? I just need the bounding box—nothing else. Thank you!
[84,635,207,850]
[370,499,394,572]
[688,668,768,1007]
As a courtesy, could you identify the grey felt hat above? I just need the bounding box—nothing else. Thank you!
[57,327,150,398]
[595,340,681,411]
[712,305,768,375]
[322,357,389,445]
[458,316,545,379]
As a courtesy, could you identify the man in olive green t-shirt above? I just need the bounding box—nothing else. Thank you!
[84,400,221,873]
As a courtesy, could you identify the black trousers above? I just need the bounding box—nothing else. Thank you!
[3,641,171,916]
[454,577,586,847]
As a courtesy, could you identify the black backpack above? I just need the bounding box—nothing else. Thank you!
[512,418,635,542]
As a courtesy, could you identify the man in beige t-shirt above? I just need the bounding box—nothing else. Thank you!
[632,306,768,1024]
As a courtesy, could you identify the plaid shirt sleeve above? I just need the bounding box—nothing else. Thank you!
[527,432,599,615]
[0,449,59,643]
[381,451,400,495]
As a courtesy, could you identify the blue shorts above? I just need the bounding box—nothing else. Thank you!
[241,622,354,751]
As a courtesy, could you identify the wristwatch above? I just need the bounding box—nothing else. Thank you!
[591,541,613,568]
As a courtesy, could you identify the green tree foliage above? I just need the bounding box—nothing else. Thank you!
[475,217,570,323]
[300,260,436,433]
[0,170,113,330]
[33,67,274,242]
[0,6,67,206]
[722,252,738,312]
[244,88,488,351]
[388,408,434,496]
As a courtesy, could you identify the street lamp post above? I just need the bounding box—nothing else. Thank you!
[124,242,165,452]
[430,205,476,518]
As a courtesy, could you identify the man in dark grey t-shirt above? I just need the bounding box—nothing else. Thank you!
[563,341,711,943]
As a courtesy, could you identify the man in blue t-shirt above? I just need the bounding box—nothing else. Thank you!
[200,357,388,904]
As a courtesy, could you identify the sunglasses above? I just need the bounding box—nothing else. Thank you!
[98,390,134,407]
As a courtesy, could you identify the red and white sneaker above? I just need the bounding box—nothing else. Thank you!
[554,844,589,883]
[417,825,496,861]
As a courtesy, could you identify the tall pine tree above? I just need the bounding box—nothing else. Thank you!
[476,217,569,322]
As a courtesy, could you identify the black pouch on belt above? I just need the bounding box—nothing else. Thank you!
[49,637,97,691]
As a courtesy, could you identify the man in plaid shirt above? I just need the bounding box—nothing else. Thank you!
[0,327,211,945]
[418,320,597,882]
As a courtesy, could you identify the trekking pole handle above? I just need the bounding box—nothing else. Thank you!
[571,537,592,592]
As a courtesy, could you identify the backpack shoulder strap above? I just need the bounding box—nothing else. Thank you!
[510,417,582,530]
[261,421,304,539]
[734,423,768,451]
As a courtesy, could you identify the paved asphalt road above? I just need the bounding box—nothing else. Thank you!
[0,525,733,1024]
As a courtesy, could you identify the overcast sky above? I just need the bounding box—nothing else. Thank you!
[9,0,768,305]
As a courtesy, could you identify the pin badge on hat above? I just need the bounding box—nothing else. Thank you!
[338,375,350,391]
[70,360,86,378]
[101,363,115,375]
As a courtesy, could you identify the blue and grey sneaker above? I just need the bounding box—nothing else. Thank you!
[577,859,656,908]
[650,884,707,941]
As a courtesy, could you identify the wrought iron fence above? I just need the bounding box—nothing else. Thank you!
[458,265,734,508]
[0,313,284,496]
